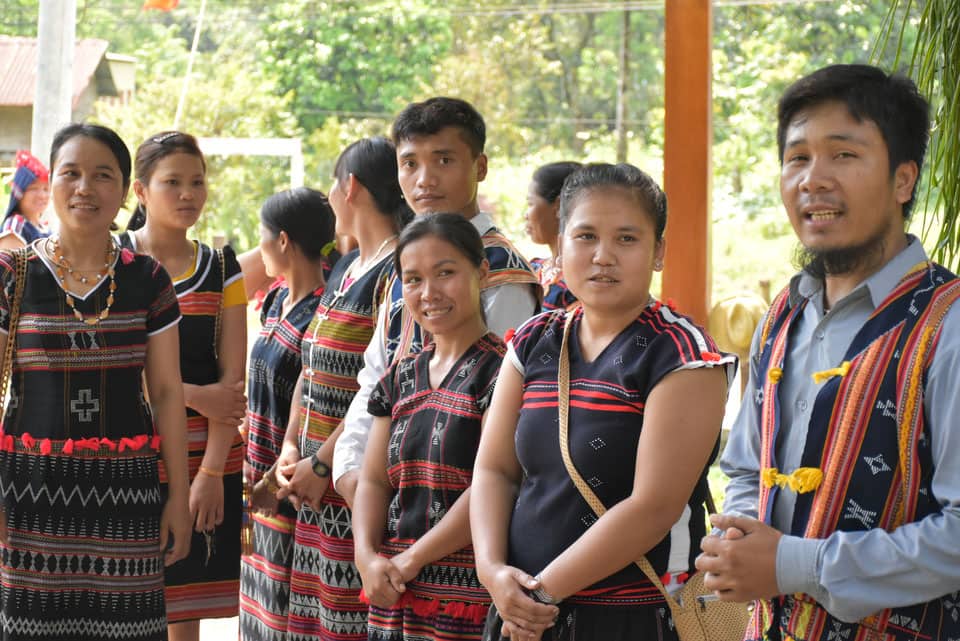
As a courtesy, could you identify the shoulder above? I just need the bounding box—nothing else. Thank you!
[511,309,564,354]
[641,301,731,368]
[0,214,26,235]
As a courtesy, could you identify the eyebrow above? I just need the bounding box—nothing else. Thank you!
[398,148,457,158]
[784,133,870,149]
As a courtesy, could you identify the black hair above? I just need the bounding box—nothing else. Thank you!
[558,163,667,241]
[50,123,132,190]
[532,161,583,203]
[394,212,485,276]
[391,97,486,157]
[128,130,206,231]
[777,64,930,217]
[333,137,413,229]
[260,187,336,261]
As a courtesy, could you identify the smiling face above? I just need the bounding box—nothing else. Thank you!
[19,180,50,220]
[134,152,207,231]
[396,126,487,218]
[560,187,664,315]
[399,234,487,337]
[51,136,127,235]
[780,100,916,276]
[524,180,560,246]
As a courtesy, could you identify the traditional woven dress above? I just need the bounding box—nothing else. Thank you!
[288,250,393,641]
[365,333,505,641]
[499,305,734,639]
[240,285,325,641]
[530,257,576,312]
[0,243,180,641]
[120,233,247,622]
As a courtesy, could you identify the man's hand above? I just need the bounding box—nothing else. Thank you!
[696,513,782,602]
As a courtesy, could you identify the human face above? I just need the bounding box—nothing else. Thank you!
[258,224,285,279]
[559,187,664,315]
[524,181,559,246]
[19,180,50,220]
[396,126,487,217]
[399,234,488,338]
[51,135,127,235]
[134,152,207,231]
[780,101,916,276]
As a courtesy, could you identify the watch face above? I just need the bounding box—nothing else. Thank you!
[312,458,331,478]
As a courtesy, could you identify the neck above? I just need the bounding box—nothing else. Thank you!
[283,257,326,303]
[822,234,909,308]
[431,317,488,364]
[579,299,649,343]
[548,240,559,259]
[135,218,192,263]
[55,231,113,268]
[353,208,398,264]
[21,209,42,226]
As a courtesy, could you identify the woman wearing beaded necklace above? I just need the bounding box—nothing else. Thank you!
[119,131,248,641]
[271,137,412,641]
[0,123,191,640]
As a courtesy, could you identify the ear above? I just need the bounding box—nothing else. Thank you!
[132,179,146,205]
[477,257,490,287]
[653,237,666,271]
[277,229,290,252]
[345,173,363,202]
[893,161,919,206]
[475,153,488,183]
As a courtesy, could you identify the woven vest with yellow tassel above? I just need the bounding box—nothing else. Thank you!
[747,261,960,641]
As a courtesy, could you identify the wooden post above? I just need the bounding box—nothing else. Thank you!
[662,0,712,326]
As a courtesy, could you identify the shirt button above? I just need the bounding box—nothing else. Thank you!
[815,330,825,340]
[305,368,314,377]
[797,399,808,412]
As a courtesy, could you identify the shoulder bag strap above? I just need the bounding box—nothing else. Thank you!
[213,247,225,356]
[557,310,676,602]
[1,248,27,411]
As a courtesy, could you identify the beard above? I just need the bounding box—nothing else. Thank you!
[794,227,891,281]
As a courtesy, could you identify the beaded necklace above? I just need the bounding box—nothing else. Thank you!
[49,237,118,326]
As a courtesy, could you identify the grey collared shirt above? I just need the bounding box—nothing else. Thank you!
[721,236,960,622]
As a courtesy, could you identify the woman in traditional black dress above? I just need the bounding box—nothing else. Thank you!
[120,131,248,641]
[472,164,735,641]
[0,123,191,640]
[239,187,336,641]
[353,213,503,641]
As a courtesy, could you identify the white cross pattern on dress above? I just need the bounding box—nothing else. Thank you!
[70,388,100,422]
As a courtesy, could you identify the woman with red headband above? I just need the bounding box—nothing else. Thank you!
[1,150,51,250]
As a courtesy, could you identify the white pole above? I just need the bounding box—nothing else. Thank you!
[32,0,77,162]
[173,0,207,129]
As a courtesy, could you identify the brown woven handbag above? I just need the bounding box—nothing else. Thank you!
[557,311,749,641]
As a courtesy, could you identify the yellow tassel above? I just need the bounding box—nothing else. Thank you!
[767,367,783,383]
[761,467,823,494]
[812,360,851,384]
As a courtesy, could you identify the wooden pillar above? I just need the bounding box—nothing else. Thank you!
[662,0,712,326]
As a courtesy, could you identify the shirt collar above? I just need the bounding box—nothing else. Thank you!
[470,211,496,236]
[791,234,929,310]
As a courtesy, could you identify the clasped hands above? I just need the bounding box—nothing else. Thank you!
[485,565,558,641]
[695,513,782,603]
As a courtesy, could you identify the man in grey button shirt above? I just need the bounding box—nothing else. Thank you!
[697,64,960,641]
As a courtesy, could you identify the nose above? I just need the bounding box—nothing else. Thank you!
[798,156,833,193]
[415,165,436,189]
[421,277,439,300]
[592,239,615,265]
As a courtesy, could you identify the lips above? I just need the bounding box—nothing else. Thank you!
[69,201,98,211]
[802,204,843,222]
[588,273,618,283]
[422,306,452,318]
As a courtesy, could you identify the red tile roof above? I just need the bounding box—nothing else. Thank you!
[0,36,111,108]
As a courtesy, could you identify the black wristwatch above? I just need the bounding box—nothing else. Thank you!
[311,454,331,479]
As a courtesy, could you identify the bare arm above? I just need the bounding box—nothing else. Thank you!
[237,247,271,301]
[0,235,26,251]
[471,359,558,634]
[191,304,247,532]
[537,366,728,600]
[352,415,406,607]
[144,325,191,566]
